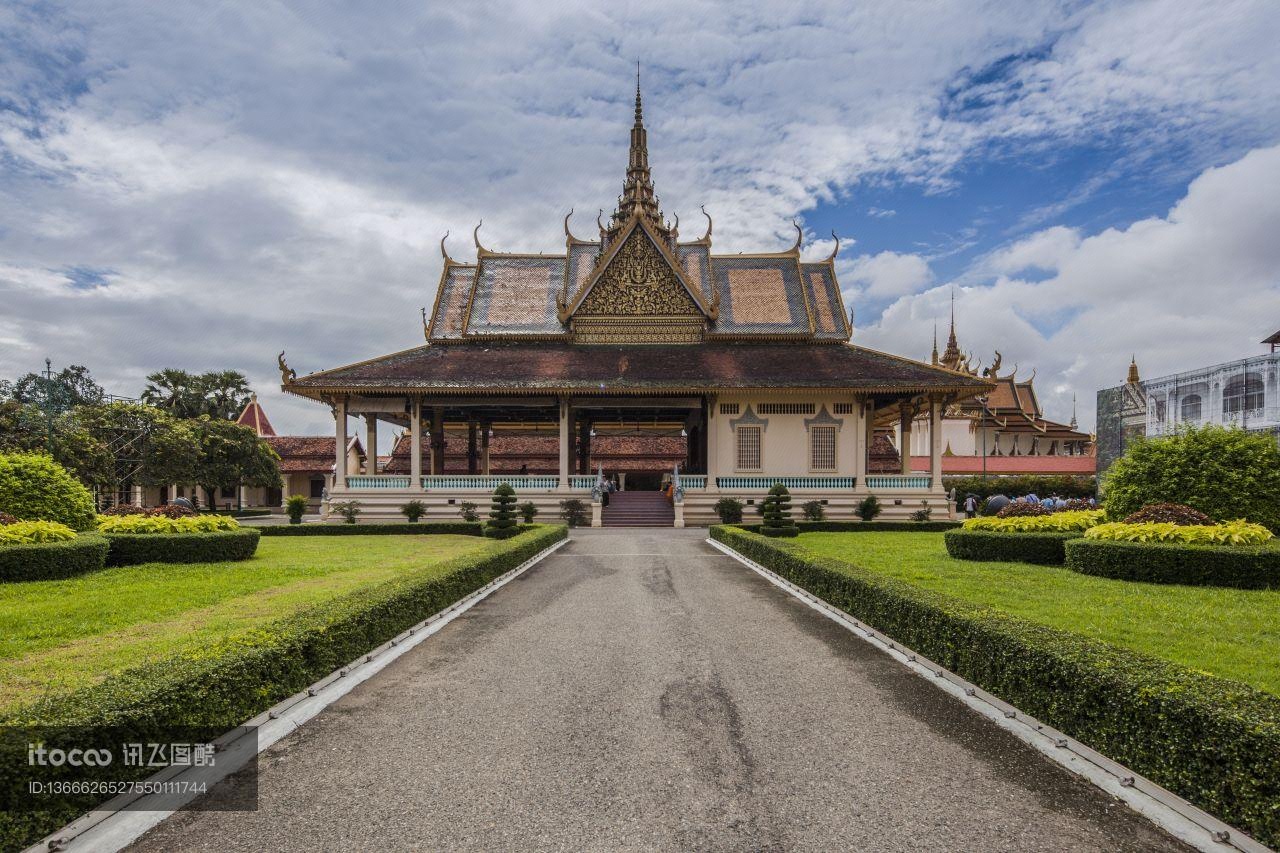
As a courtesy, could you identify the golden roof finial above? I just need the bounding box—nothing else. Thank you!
[825,230,840,262]
[699,205,713,241]
[606,65,668,241]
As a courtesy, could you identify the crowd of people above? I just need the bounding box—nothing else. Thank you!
[958,490,1097,519]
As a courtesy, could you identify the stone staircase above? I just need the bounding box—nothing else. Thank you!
[601,491,675,527]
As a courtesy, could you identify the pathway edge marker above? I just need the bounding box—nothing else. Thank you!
[29,536,570,853]
[706,536,1271,853]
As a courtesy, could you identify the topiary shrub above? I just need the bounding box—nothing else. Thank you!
[559,498,588,528]
[458,501,479,522]
[760,484,798,537]
[518,501,538,524]
[103,528,261,566]
[0,452,96,531]
[97,514,240,534]
[801,500,826,521]
[262,522,482,536]
[1103,424,1280,532]
[400,499,427,523]
[485,483,519,539]
[996,502,1051,518]
[0,534,109,582]
[1122,502,1211,526]
[856,494,881,522]
[910,502,933,522]
[1065,537,1280,589]
[286,494,309,524]
[714,497,745,524]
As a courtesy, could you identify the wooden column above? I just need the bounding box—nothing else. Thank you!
[705,396,719,488]
[467,421,478,475]
[409,399,423,486]
[334,399,348,484]
[577,418,591,475]
[864,400,876,481]
[930,397,944,488]
[430,406,445,476]
[481,422,491,475]
[853,397,868,485]
[558,398,570,488]
[899,402,914,475]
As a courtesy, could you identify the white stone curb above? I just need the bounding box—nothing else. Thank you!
[706,536,1272,853]
[27,536,569,853]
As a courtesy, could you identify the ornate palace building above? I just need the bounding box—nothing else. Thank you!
[898,304,1096,478]
[280,79,990,524]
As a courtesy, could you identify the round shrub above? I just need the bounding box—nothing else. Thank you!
[1103,425,1280,532]
[996,502,1051,518]
[0,534,109,582]
[104,528,261,566]
[944,529,1081,564]
[714,497,745,524]
[0,520,77,544]
[1065,537,1280,589]
[1122,502,1211,526]
[0,452,96,531]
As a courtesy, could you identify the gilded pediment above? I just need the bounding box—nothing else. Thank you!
[578,225,702,317]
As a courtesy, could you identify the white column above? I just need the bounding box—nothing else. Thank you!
[132,484,143,507]
[930,397,944,489]
[334,399,348,485]
[365,414,378,475]
[863,401,876,484]
[558,398,570,488]
[853,396,867,485]
[280,476,290,508]
[705,398,720,489]
[899,402,913,475]
[409,400,423,486]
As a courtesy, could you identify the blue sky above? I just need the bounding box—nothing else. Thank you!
[1,0,1279,435]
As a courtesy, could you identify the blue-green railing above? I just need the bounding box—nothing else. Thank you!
[422,475,559,491]
[865,475,932,490]
[678,476,708,489]
[568,475,597,491]
[345,476,411,489]
[715,476,855,490]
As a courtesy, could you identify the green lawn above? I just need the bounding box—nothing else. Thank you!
[795,531,1280,696]
[0,535,490,711]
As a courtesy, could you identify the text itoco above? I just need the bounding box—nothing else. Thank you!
[28,743,113,767]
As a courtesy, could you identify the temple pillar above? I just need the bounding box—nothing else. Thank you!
[467,421,478,475]
[899,401,914,475]
[853,397,868,485]
[334,399,348,485]
[558,398,570,488]
[365,415,378,475]
[578,418,591,475]
[430,406,445,475]
[929,396,944,489]
[705,397,720,488]
[409,399,423,486]
[863,400,875,481]
[481,422,491,475]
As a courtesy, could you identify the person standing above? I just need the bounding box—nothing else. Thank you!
[964,494,978,519]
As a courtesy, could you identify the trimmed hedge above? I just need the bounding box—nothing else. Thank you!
[1065,537,1280,589]
[739,520,960,534]
[710,525,1280,847]
[943,529,1081,565]
[0,535,109,582]
[104,529,261,566]
[0,524,568,851]
[260,522,484,537]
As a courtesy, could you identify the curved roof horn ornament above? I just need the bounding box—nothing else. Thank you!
[472,220,487,255]
[825,230,840,262]
[563,208,577,241]
[788,219,804,254]
[699,205,713,242]
[439,230,452,263]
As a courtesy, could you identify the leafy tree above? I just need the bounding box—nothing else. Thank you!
[1103,424,1280,532]
[142,369,252,420]
[191,417,280,510]
[10,364,105,412]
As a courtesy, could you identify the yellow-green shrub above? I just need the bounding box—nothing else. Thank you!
[0,520,78,545]
[1085,519,1273,546]
[96,514,240,534]
[962,509,1104,532]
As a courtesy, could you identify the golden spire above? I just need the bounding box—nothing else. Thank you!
[931,324,939,365]
[1127,355,1140,384]
[606,64,668,243]
[941,289,962,370]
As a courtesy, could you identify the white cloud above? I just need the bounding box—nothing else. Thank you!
[844,251,935,299]
[860,145,1280,430]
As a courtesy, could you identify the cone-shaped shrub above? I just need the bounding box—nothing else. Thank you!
[485,483,519,539]
[760,483,799,537]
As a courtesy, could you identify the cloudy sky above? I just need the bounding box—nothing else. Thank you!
[2,0,1278,436]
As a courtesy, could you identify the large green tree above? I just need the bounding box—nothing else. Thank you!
[7,364,105,412]
[1103,424,1280,532]
[141,369,252,421]
[191,417,280,510]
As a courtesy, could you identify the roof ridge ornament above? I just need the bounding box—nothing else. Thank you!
[788,220,803,254]
[700,205,712,241]
[277,351,296,385]
[439,230,451,263]
[826,230,840,262]
[473,220,487,255]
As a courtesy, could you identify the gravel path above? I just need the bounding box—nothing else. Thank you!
[130,529,1184,852]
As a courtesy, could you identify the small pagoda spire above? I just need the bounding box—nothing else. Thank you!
[940,289,963,370]
[1070,393,1078,430]
[1127,355,1140,384]
[930,324,939,365]
[605,64,668,245]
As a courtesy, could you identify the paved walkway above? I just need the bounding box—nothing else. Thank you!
[131,530,1183,852]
